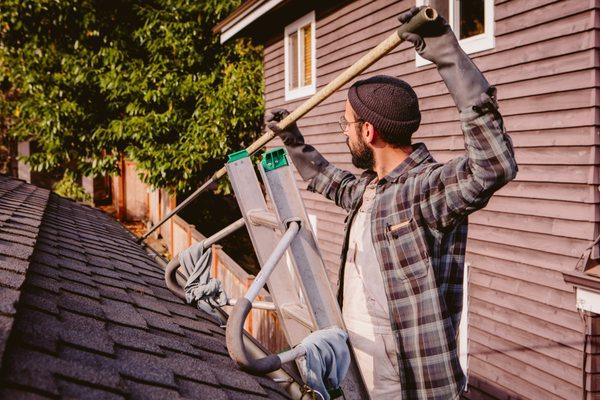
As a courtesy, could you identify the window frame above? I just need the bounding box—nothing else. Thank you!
[414,0,494,67]
[458,261,470,384]
[284,11,317,101]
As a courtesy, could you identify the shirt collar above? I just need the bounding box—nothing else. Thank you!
[379,142,431,183]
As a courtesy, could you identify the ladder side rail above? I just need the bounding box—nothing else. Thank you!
[259,158,369,400]
[226,221,303,374]
[226,156,314,347]
[259,162,344,328]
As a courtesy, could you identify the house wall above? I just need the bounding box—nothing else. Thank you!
[262,0,599,398]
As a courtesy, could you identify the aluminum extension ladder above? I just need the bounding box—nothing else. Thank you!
[221,148,368,399]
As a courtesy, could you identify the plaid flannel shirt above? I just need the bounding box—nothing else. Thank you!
[307,88,517,400]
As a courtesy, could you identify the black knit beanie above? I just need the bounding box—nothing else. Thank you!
[348,75,421,146]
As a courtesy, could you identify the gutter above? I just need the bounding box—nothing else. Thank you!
[213,0,285,44]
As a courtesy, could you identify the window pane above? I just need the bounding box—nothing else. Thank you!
[459,0,485,39]
[302,24,312,86]
[288,32,298,89]
[423,0,449,22]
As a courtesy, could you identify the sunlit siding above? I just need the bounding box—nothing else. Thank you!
[262,0,599,398]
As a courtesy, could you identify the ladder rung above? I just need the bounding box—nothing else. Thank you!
[228,298,277,311]
[280,304,315,331]
[247,209,279,230]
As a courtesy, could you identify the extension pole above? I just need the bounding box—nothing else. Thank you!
[138,7,437,243]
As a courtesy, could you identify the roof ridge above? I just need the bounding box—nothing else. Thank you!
[0,176,51,364]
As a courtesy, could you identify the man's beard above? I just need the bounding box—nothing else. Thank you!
[347,135,374,170]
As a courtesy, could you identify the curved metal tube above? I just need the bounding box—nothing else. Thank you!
[158,254,310,399]
[227,298,283,373]
[238,325,313,400]
[244,220,300,302]
[204,218,246,248]
[164,218,246,299]
[226,297,307,374]
[226,221,301,373]
[165,257,186,300]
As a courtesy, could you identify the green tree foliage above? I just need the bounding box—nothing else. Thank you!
[0,0,264,193]
[53,170,92,204]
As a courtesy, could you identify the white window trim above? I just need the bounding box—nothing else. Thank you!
[415,0,494,67]
[284,11,316,101]
[307,213,318,239]
[458,261,470,385]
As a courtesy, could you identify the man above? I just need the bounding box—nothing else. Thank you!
[267,7,517,400]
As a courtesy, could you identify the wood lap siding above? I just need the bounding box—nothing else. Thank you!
[262,0,598,398]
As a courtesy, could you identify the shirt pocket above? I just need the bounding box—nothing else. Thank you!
[384,209,430,281]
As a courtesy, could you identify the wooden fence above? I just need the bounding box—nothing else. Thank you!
[147,191,288,353]
[109,169,289,353]
[111,158,150,221]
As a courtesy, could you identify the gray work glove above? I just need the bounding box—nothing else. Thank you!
[266,109,329,181]
[398,6,490,112]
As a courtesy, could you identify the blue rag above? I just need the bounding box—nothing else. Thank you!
[300,327,350,400]
[180,242,228,323]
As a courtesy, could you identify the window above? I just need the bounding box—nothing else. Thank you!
[284,11,316,101]
[415,0,494,67]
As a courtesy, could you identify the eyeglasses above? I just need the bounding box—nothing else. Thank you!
[339,115,364,132]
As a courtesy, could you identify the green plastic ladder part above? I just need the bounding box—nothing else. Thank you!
[261,147,289,171]
[227,150,249,163]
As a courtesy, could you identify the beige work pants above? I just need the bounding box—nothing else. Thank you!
[345,319,402,399]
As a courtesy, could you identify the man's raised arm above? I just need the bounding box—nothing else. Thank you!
[400,7,518,230]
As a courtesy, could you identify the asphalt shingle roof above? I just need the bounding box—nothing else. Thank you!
[0,176,290,399]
